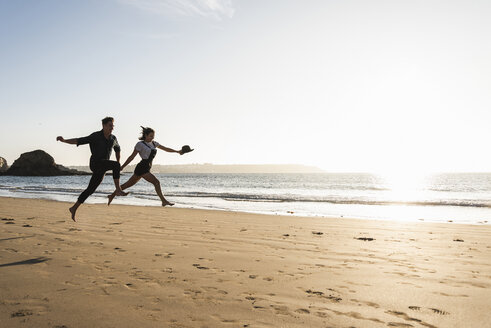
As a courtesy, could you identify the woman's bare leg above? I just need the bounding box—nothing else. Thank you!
[108,174,141,205]
[142,173,174,206]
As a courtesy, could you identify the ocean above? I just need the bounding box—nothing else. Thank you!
[0,173,490,225]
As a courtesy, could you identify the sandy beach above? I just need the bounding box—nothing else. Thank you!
[0,196,490,328]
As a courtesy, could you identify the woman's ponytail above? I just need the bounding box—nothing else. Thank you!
[139,126,155,140]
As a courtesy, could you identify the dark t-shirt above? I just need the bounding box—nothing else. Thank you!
[77,130,120,163]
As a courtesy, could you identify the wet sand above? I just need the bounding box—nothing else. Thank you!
[0,196,490,327]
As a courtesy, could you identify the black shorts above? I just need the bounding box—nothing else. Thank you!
[78,159,121,203]
[134,160,151,176]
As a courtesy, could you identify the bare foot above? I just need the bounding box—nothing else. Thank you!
[162,201,174,207]
[116,190,128,196]
[69,207,77,222]
[107,193,115,206]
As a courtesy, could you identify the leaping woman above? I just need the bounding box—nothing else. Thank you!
[108,126,192,206]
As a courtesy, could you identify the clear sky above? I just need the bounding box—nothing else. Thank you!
[1,0,490,173]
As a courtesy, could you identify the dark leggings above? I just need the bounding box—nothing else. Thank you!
[78,160,121,203]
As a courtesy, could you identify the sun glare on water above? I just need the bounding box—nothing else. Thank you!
[380,170,430,202]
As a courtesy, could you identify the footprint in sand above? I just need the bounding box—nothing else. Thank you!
[64,281,80,286]
[387,310,440,328]
[408,306,450,315]
[295,308,310,314]
[124,283,136,289]
[306,289,324,296]
[155,252,174,258]
[210,314,238,324]
[11,309,33,318]
[202,286,228,295]
[387,323,414,327]
[433,292,469,298]
[430,308,449,315]
[314,311,329,318]
[192,264,209,270]
[198,257,213,262]
[9,297,50,318]
[386,310,423,324]
[305,289,342,302]
[350,299,380,308]
[271,305,292,316]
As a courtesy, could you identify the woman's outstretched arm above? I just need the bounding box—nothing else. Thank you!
[121,149,139,171]
[157,145,182,155]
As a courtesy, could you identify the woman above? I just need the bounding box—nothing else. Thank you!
[108,126,184,206]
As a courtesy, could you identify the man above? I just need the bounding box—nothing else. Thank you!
[57,117,127,221]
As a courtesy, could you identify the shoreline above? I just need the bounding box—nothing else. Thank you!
[0,193,490,226]
[3,171,491,226]
[1,197,490,327]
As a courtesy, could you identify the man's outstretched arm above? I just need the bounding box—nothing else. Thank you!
[57,133,94,146]
[56,136,78,145]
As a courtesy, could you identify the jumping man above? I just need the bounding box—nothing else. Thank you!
[57,117,127,221]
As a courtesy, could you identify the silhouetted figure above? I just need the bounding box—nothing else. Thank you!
[57,117,127,221]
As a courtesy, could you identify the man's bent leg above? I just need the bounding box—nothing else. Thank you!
[78,171,105,203]
[71,171,105,221]
[103,160,128,196]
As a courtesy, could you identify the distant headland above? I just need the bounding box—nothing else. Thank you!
[69,163,326,174]
[0,150,325,175]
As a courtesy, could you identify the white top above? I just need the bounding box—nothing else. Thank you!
[134,141,160,160]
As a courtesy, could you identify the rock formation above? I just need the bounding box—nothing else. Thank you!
[3,150,89,176]
[0,157,7,172]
